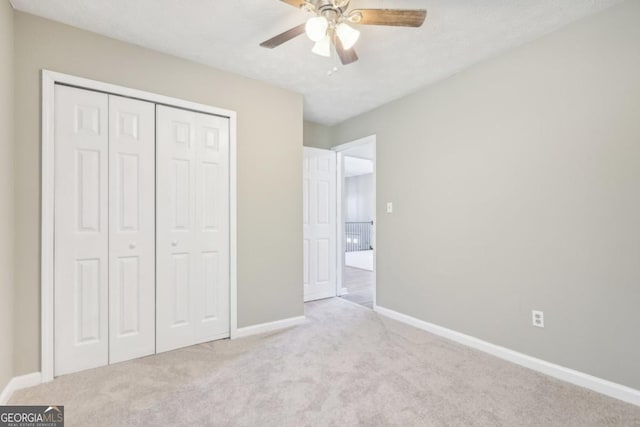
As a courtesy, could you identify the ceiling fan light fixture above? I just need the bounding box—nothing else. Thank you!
[311,35,331,57]
[336,22,360,50]
[305,16,329,42]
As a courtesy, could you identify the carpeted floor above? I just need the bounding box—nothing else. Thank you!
[10,298,640,426]
[341,266,374,308]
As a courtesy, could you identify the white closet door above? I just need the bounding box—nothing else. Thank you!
[156,105,230,353]
[54,85,109,375]
[193,111,230,343]
[108,95,156,364]
[303,147,337,302]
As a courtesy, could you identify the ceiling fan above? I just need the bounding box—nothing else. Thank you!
[260,0,427,65]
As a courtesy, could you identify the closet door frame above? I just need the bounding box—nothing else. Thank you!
[41,70,238,383]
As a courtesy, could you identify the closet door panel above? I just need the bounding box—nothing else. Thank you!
[156,106,230,353]
[54,85,109,376]
[156,106,198,352]
[108,95,156,364]
[194,114,230,343]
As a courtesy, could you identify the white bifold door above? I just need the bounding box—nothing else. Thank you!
[303,147,337,302]
[108,95,156,364]
[54,85,230,375]
[54,86,156,375]
[156,105,230,353]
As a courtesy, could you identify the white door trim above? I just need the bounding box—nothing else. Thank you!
[41,69,238,382]
[332,135,376,308]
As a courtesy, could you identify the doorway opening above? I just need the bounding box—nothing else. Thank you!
[335,136,376,309]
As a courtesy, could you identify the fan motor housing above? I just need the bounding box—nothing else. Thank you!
[314,0,350,15]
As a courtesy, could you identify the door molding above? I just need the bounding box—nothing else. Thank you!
[332,135,377,308]
[41,70,238,382]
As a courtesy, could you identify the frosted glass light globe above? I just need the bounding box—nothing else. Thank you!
[305,16,329,42]
[336,22,360,50]
[311,35,331,57]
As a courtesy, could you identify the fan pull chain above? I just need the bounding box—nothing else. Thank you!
[328,42,339,77]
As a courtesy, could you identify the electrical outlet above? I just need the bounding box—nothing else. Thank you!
[386,202,393,213]
[532,310,544,328]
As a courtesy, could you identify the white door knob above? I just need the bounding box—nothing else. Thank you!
[172,241,178,247]
[129,242,136,249]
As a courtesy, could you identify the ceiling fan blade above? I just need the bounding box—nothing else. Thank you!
[279,0,308,9]
[260,23,306,49]
[333,35,358,65]
[350,9,427,27]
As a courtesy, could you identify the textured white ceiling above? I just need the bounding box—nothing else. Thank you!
[10,0,623,124]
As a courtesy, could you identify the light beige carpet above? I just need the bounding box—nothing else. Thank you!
[10,298,640,426]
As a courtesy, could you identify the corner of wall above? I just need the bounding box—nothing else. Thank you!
[303,120,335,150]
[0,0,16,397]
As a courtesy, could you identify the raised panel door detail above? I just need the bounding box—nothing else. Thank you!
[202,252,219,320]
[202,162,218,231]
[118,154,140,232]
[75,105,100,134]
[317,157,331,173]
[77,150,101,232]
[172,159,190,230]
[316,239,330,283]
[172,253,190,326]
[116,257,140,337]
[75,259,101,343]
[317,180,330,224]
[173,122,190,147]
[203,127,219,151]
[117,112,139,140]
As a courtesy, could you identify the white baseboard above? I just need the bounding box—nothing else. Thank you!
[233,316,306,339]
[0,372,42,405]
[374,305,640,407]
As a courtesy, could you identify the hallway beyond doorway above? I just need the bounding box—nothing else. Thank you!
[341,266,374,309]
[345,249,373,271]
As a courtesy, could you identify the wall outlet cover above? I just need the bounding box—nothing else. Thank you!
[532,310,544,328]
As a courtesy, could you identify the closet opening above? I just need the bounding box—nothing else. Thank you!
[40,70,238,381]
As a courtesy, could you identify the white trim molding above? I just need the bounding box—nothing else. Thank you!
[41,70,238,381]
[374,305,640,407]
[234,316,306,339]
[0,372,42,405]
[332,135,377,308]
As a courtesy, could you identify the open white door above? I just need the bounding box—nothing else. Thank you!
[303,147,337,302]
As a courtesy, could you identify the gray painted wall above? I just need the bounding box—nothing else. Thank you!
[303,120,333,150]
[13,12,303,376]
[332,0,640,389]
[0,0,14,393]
